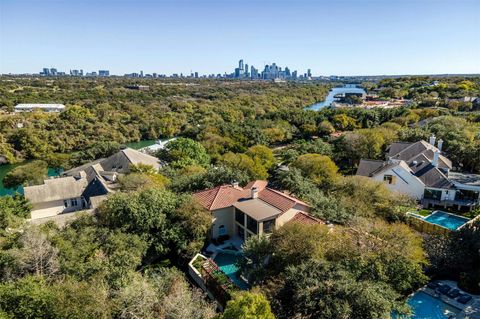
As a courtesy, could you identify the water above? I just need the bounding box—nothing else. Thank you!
[397,291,460,319]
[124,139,157,150]
[213,251,249,290]
[0,164,61,196]
[308,84,366,110]
[424,211,469,231]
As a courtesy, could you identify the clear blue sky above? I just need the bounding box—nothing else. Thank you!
[1,0,479,76]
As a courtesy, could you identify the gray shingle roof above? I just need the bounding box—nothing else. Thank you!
[24,177,88,204]
[356,160,386,177]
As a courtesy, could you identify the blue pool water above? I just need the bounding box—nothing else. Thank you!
[213,251,249,290]
[424,211,469,231]
[403,291,459,318]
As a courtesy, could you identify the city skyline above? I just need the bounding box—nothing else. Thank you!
[1,0,479,75]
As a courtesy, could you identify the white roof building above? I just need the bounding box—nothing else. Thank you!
[14,104,65,112]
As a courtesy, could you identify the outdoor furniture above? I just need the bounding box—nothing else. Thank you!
[437,285,451,295]
[457,294,472,304]
[447,289,460,298]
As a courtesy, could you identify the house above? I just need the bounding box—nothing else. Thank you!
[24,148,164,220]
[14,104,65,112]
[193,180,322,241]
[357,136,480,211]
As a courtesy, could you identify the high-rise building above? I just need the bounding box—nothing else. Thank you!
[50,68,57,76]
[99,70,110,77]
[194,72,199,78]
[239,59,244,71]
[251,66,258,79]
[140,70,144,77]
[307,69,312,77]
[42,68,50,76]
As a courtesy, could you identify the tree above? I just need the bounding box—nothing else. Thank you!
[0,195,31,230]
[220,152,268,180]
[317,120,335,136]
[172,198,211,259]
[222,291,275,319]
[3,160,48,189]
[291,154,339,188]
[45,153,72,170]
[10,227,60,278]
[269,223,330,270]
[274,260,409,319]
[0,275,56,319]
[246,145,276,171]
[159,137,210,168]
[238,236,271,284]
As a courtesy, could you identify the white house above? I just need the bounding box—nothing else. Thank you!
[24,148,164,220]
[357,136,480,212]
[14,104,66,112]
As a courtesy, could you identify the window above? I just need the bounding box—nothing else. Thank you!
[237,226,245,239]
[71,198,78,207]
[218,225,226,236]
[455,190,480,202]
[63,200,69,208]
[424,189,442,200]
[263,218,275,233]
[247,215,257,234]
[383,175,396,184]
[235,209,245,225]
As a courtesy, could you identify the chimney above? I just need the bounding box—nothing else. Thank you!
[432,150,440,167]
[437,139,443,152]
[232,180,239,188]
[251,187,258,199]
[429,134,436,146]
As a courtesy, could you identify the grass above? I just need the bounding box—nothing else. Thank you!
[415,209,433,217]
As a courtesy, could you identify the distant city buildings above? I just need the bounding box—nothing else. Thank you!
[229,59,312,81]
[37,59,313,81]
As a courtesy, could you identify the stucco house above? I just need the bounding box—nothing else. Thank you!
[193,180,322,241]
[24,148,164,220]
[357,136,480,211]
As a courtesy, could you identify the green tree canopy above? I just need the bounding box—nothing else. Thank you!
[3,160,48,189]
[222,291,275,319]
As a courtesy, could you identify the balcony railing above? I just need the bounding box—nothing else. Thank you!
[422,198,480,207]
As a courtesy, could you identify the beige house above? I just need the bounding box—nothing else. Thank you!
[24,148,164,220]
[193,180,321,241]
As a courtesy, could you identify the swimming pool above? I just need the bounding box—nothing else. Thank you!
[213,251,249,290]
[404,291,460,318]
[424,211,469,231]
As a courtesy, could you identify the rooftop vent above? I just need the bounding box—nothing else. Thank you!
[429,134,436,146]
[251,187,259,199]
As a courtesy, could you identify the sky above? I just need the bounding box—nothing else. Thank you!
[1,0,479,76]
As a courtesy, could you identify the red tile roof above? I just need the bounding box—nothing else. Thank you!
[193,185,250,211]
[193,180,311,213]
[289,212,325,225]
[245,180,268,191]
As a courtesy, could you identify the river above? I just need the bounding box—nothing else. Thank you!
[307,84,366,110]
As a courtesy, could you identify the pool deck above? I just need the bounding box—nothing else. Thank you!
[205,237,244,254]
[419,280,480,319]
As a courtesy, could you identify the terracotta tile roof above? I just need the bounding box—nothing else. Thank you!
[288,212,325,225]
[258,188,309,212]
[193,185,250,211]
[245,180,268,191]
[193,180,311,213]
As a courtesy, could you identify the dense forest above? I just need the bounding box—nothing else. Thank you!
[0,76,479,318]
